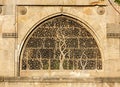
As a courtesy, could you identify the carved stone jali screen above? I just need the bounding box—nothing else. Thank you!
[20,15,102,73]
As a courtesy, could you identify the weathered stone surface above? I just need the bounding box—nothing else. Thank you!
[0,0,120,87]
[16,0,106,5]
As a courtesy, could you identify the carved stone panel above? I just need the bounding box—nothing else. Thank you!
[20,15,102,73]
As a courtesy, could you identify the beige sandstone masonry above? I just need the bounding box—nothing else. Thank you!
[0,0,120,87]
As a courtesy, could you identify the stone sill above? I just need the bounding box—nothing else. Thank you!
[16,0,106,6]
[17,4,107,7]
[0,77,120,83]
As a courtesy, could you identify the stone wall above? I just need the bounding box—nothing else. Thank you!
[0,0,120,87]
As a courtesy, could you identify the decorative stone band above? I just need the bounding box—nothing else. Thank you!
[107,23,120,38]
[0,77,120,83]
[2,33,18,38]
[107,33,120,38]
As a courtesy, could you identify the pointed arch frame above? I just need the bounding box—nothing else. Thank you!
[18,12,103,77]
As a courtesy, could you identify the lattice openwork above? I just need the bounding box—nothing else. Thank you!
[21,15,102,71]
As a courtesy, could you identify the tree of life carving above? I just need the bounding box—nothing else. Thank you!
[21,15,102,71]
[55,27,69,70]
[80,51,88,70]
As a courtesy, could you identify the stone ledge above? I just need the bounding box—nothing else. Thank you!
[16,0,106,6]
[16,4,107,7]
[0,77,120,83]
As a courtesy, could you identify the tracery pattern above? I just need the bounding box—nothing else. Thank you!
[21,15,102,70]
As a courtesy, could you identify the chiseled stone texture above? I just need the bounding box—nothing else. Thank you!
[16,0,105,5]
[0,0,120,87]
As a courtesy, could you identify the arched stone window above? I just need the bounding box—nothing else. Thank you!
[20,15,102,75]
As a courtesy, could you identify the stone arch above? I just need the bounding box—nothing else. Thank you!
[19,14,102,76]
